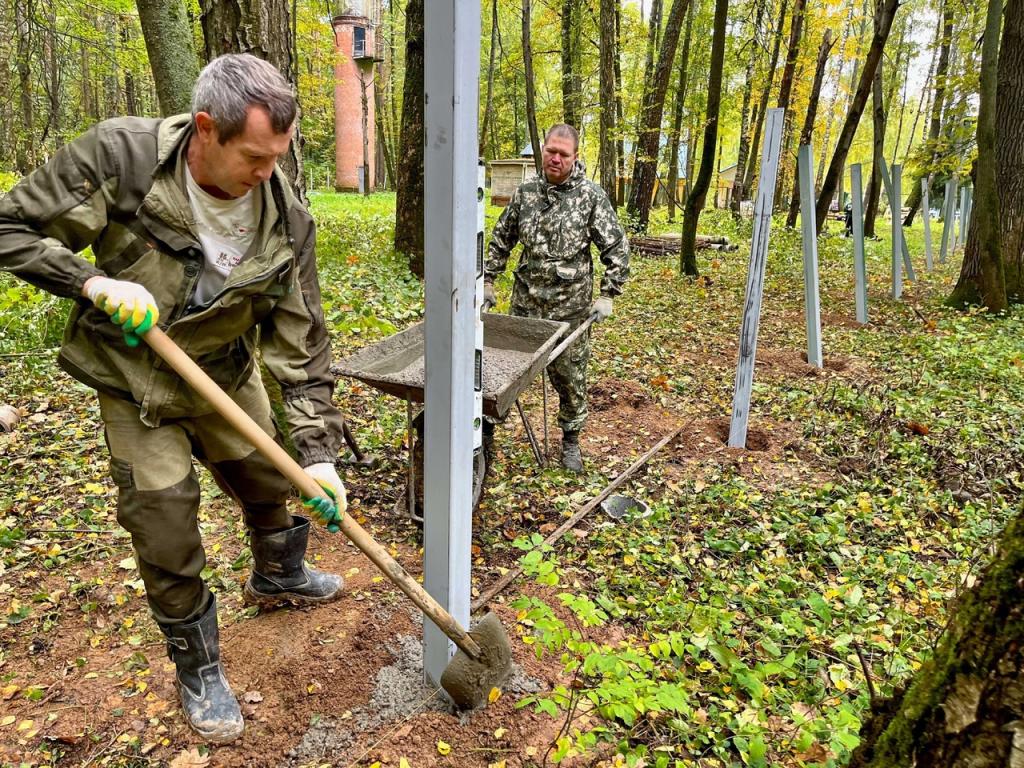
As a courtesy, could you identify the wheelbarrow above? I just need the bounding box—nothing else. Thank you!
[332,311,594,522]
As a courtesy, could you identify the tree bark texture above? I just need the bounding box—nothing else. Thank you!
[668,0,695,222]
[679,0,727,277]
[863,61,885,237]
[949,0,1006,312]
[998,0,1024,300]
[849,510,1024,767]
[904,2,954,226]
[199,0,305,202]
[136,0,198,118]
[394,0,425,277]
[599,0,617,202]
[731,0,765,215]
[522,0,542,174]
[626,0,691,232]
[481,0,499,156]
[560,0,582,128]
[615,3,626,205]
[785,30,833,228]
[814,0,900,233]
[743,0,789,195]
[773,0,807,211]
[15,0,34,173]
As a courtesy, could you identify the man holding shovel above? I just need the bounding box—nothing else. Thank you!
[485,123,629,472]
[0,54,346,743]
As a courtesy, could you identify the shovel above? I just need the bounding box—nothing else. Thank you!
[143,327,512,709]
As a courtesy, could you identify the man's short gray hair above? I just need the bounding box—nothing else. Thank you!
[545,123,579,152]
[191,53,296,143]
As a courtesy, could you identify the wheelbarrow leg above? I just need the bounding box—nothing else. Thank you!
[542,370,549,461]
[406,396,420,522]
[516,399,546,469]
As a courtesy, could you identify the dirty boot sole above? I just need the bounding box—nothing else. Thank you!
[242,579,345,609]
[178,681,245,744]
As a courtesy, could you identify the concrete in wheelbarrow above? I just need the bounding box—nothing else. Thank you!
[331,313,569,418]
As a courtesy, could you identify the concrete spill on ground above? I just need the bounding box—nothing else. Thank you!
[284,616,541,765]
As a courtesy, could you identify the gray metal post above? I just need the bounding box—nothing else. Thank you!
[422,0,480,691]
[922,177,933,271]
[878,159,916,282]
[891,164,903,299]
[851,164,868,323]
[728,108,784,449]
[798,145,822,368]
[940,179,955,263]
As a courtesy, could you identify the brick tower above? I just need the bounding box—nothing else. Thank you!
[332,3,377,192]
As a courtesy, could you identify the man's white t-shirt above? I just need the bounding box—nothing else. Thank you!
[184,164,262,307]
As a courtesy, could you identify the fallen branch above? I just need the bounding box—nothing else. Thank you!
[471,422,688,613]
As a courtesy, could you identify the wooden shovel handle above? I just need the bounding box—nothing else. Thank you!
[143,327,481,659]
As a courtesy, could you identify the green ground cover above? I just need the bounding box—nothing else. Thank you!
[2,192,1022,767]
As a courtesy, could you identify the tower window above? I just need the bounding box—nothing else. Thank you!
[353,26,366,58]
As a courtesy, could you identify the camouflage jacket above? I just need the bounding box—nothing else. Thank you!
[0,115,343,466]
[485,161,629,321]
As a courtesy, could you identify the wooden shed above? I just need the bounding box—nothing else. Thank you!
[488,158,537,206]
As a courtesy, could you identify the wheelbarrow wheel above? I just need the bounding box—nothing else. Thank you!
[410,411,488,522]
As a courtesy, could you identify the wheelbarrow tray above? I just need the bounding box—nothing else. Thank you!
[332,313,568,418]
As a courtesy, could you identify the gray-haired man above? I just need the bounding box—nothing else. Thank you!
[0,54,346,743]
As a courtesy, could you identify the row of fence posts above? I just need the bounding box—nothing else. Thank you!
[729,106,971,448]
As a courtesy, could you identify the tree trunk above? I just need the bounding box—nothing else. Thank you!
[999,0,1024,300]
[626,0,691,232]
[199,0,306,201]
[948,0,1006,312]
[480,0,499,156]
[560,0,582,128]
[786,31,833,228]
[395,0,425,277]
[773,0,807,212]
[850,510,1024,765]
[903,2,953,226]
[816,0,857,189]
[863,61,885,237]
[679,0,727,277]
[14,0,33,173]
[599,0,617,201]
[743,0,790,195]
[731,0,765,215]
[136,0,198,117]
[522,0,542,173]
[814,0,901,233]
[615,2,626,206]
[667,0,694,222]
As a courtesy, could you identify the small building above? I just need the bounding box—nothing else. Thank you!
[488,145,538,206]
[715,163,738,208]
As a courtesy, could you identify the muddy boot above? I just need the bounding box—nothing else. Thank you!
[244,516,344,607]
[560,431,584,473]
[159,596,244,744]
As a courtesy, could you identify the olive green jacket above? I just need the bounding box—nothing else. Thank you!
[0,114,343,466]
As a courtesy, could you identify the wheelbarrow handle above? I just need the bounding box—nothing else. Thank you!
[142,327,483,660]
[546,311,599,364]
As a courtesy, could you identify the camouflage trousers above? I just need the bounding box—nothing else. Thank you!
[511,304,591,433]
[99,371,293,625]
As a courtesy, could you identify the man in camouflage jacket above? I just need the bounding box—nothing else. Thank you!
[0,55,346,743]
[485,124,629,472]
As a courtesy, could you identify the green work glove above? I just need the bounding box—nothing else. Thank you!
[302,462,347,533]
[83,276,160,347]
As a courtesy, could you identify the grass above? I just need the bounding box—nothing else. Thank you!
[1,191,1022,767]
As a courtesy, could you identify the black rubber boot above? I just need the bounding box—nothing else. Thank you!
[243,516,344,607]
[159,596,244,744]
[560,431,584,473]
